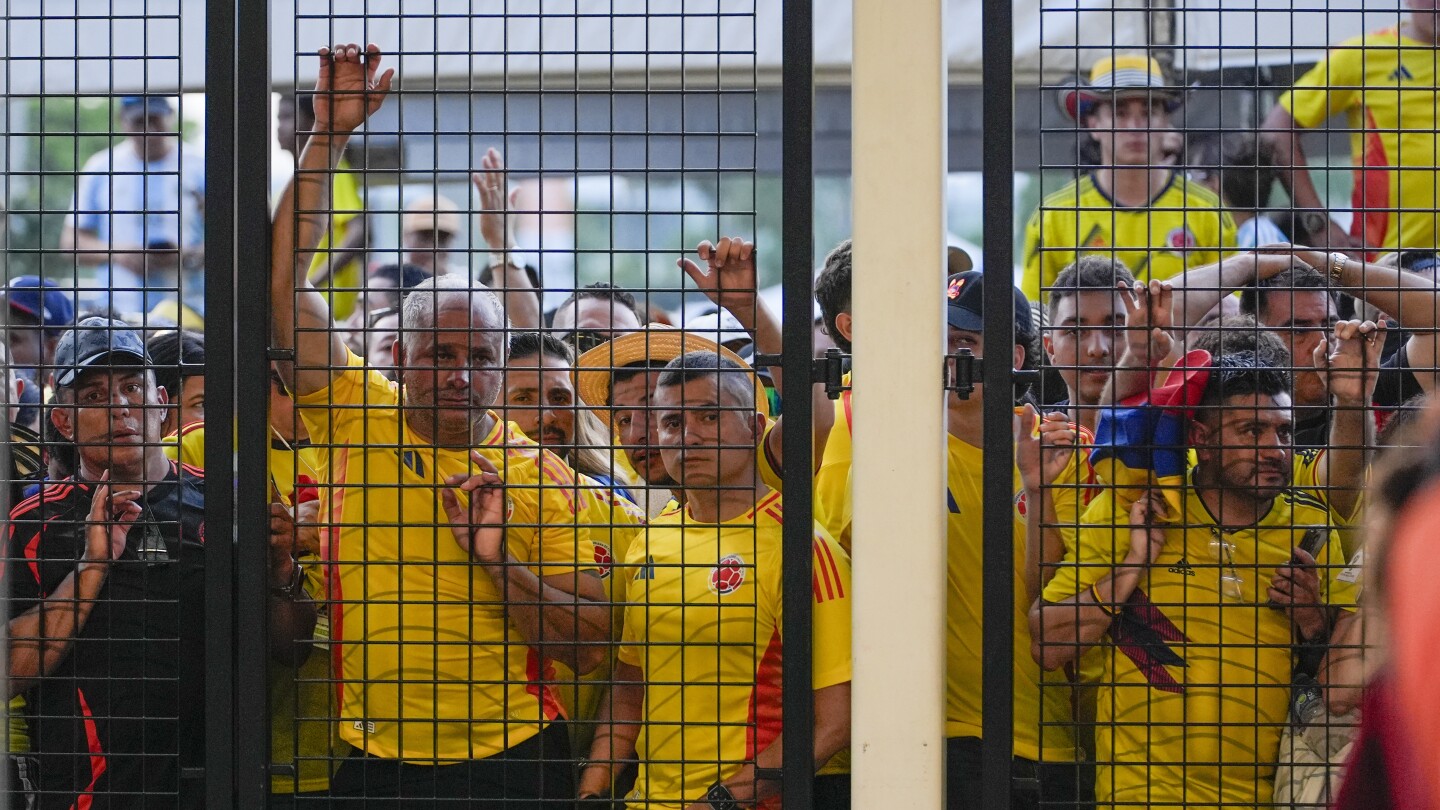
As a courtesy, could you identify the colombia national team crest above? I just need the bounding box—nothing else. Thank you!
[593,541,614,579]
[1165,226,1198,254]
[709,554,746,595]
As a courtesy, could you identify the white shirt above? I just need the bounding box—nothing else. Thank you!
[1236,215,1288,250]
[70,140,205,250]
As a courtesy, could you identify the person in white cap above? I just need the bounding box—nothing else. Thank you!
[1021,54,1235,306]
[402,194,463,275]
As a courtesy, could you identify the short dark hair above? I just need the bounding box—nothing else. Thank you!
[370,263,433,291]
[1187,315,1290,368]
[1239,265,1336,319]
[814,240,852,353]
[655,351,755,412]
[556,282,645,326]
[1197,351,1292,417]
[1193,132,1278,211]
[508,331,574,364]
[146,330,204,400]
[1046,255,1136,323]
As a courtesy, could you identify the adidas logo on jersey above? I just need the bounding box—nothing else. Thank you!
[1167,557,1197,577]
[633,555,656,580]
[1392,65,1415,81]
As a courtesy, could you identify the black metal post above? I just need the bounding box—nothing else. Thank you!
[780,0,816,806]
[233,0,273,804]
[203,0,238,805]
[980,0,1018,805]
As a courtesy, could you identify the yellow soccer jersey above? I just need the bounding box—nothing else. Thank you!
[161,420,206,469]
[946,434,1078,762]
[1040,452,1359,808]
[812,386,854,553]
[1282,29,1440,252]
[296,349,597,762]
[548,476,647,730]
[618,492,853,810]
[1021,173,1237,304]
[309,161,366,322]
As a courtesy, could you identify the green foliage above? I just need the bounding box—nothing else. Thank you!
[5,98,118,278]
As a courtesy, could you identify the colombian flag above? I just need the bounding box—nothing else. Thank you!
[1090,350,1211,516]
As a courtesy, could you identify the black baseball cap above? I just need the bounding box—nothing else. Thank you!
[53,317,151,387]
[945,271,1036,345]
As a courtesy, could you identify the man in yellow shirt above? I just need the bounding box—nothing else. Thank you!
[579,351,852,809]
[272,44,608,803]
[1031,336,1379,808]
[1023,54,1236,304]
[1264,2,1440,254]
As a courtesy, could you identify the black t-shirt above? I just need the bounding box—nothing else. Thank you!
[1291,348,1420,448]
[4,463,206,809]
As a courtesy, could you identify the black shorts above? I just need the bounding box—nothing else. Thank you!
[328,723,573,809]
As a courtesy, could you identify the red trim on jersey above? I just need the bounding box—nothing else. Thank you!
[534,451,578,514]
[525,648,564,721]
[327,447,351,712]
[10,481,77,519]
[23,531,44,592]
[1352,107,1392,252]
[746,629,785,760]
[811,538,845,603]
[748,490,783,522]
[73,687,107,810]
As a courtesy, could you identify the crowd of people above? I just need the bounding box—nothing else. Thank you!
[8,6,1440,808]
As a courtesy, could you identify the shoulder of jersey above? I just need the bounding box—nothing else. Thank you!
[1175,176,1224,209]
[10,479,86,519]
[1039,176,1087,208]
[179,461,207,480]
[754,491,784,526]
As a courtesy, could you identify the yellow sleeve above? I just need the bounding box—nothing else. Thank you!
[1280,45,1360,129]
[1320,531,1360,611]
[809,528,853,690]
[616,534,651,668]
[1021,208,1046,302]
[1040,492,1127,603]
[757,419,784,494]
[517,451,599,578]
[812,394,853,553]
[329,169,364,227]
[293,349,395,446]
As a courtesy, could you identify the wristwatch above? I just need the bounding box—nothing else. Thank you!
[1327,251,1348,284]
[705,783,739,810]
[270,560,305,599]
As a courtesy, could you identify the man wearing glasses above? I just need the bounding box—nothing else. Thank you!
[1029,330,1377,807]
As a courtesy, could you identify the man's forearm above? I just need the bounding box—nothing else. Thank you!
[484,560,611,672]
[7,564,109,696]
[1023,493,1066,605]
[1262,107,1327,212]
[1325,398,1372,520]
[267,590,318,667]
[579,670,644,797]
[1030,562,1144,671]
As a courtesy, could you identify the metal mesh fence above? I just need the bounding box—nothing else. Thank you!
[2,0,1431,807]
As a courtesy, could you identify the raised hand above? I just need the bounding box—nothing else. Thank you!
[1315,319,1385,405]
[441,451,508,565]
[313,43,394,136]
[1015,404,1077,492]
[84,473,142,566]
[1118,279,1175,365]
[678,237,758,316]
[1124,490,1169,567]
[471,147,519,253]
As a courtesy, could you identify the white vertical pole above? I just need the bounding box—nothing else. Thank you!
[850,0,948,805]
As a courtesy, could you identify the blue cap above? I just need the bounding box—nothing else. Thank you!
[945,270,1036,346]
[119,96,173,118]
[5,277,75,331]
[52,317,151,387]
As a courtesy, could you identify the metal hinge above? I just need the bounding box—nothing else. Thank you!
[266,347,296,362]
[752,347,851,400]
[944,349,1041,400]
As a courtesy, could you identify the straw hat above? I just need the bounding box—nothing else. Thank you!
[574,325,770,418]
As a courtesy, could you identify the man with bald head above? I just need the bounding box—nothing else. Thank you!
[271,43,607,804]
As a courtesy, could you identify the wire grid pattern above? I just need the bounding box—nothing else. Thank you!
[265,3,833,808]
[1020,3,1401,809]
[2,2,208,807]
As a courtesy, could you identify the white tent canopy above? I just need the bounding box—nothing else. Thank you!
[1,0,1402,96]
